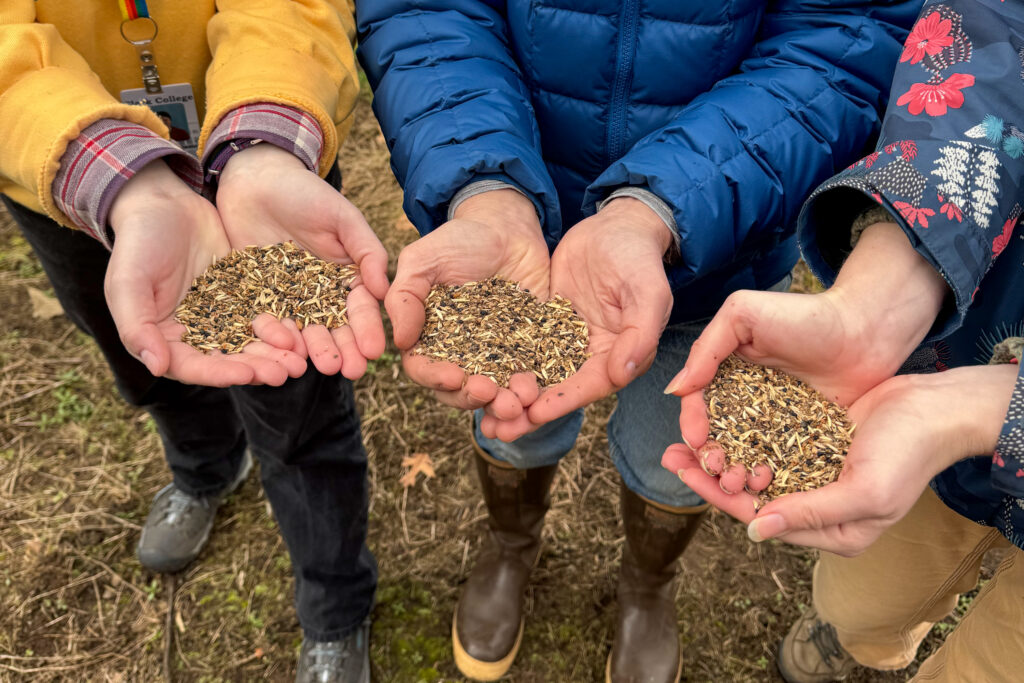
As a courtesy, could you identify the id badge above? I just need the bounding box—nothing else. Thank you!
[120,83,201,157]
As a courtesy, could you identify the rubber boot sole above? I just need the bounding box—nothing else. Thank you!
[452,612,524,682]
[604,649,682,683]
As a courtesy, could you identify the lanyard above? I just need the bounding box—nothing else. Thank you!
[117,1,162,94]
[117,0,150,20]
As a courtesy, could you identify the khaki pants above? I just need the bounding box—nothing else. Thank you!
[813,487,1023,681]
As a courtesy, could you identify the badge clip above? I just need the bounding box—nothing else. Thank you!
[120,17,162,94]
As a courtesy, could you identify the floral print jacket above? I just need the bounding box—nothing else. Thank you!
[798,0,1024,548]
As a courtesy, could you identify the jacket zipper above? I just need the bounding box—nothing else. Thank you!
[607,0,640,164]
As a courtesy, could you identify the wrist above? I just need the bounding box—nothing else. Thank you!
[599,196,674,255]
[453,188,544,240]
[220,143,306,184]
[825,222,947,369]
[109,159,194,233]
[950,364,1018,457]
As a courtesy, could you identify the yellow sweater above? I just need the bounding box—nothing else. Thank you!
[0,0,359,227]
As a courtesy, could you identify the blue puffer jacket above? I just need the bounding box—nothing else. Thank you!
[357,0,920,323]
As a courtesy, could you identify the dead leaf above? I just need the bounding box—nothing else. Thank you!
[393,214,417,233]
[400,452,436,488]
[27,286,64,319]
[254,647,264,659]
[175,610,186,634]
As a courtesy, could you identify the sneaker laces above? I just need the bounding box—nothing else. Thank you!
[307,641,349,676]
[807,620,846,668]
[160,489,208,527]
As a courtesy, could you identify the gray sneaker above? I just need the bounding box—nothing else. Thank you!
[296,620,371,683]
[137,449,252,573]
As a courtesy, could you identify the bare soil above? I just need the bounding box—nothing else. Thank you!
[0,94,1002,682]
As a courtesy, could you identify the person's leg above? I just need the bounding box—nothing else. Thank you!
[452,409,582,680]
[911,545,1023,681]
[604,320,710,683]
[230,369,376,641]
[777,487,1007,682]
[5,197,247,571]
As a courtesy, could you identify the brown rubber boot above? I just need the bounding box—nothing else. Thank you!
[452,440,557,681]
[776,607,857,682]
[606,484,707,683]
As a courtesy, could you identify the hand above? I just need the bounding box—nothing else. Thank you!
[662,364,1017,556]
[663,222,949,449]
[215,144,389,379]
[488,198,673,441]
[106,160,307,387]
[386,189,550,422]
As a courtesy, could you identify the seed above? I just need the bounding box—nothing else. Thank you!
[174,242,359,354]
[411,278,590,388]
[701,355,853,505]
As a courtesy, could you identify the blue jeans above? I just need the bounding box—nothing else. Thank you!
[474,277,791,509]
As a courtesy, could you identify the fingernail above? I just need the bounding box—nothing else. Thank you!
[140,349,157,374]
[748,514,786,543]
[663,368,688,395]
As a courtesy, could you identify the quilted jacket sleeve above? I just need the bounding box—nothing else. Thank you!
[584,0,919,290]
[355,0,559,237]
[798,0,1024,337]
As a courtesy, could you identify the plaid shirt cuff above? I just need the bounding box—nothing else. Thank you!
[201,104,324,198]
[52,119,203,249]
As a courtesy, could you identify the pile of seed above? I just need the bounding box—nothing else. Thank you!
[174,242,358,354]
[412,278,590,387]
[705,355,854,505]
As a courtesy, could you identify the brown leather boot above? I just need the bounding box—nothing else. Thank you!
[452,441,557,681]
[606,484,707,683]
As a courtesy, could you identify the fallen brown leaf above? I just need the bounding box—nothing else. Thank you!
[27,286,64,319]
[400,452,436,488]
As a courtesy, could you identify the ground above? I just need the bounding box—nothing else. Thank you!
[0,95,1002,683]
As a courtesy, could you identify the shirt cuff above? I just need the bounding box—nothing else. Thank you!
[201,103,324,199]
[993,357,1024,498]
[849,205,900,249]
[51,119,202,249]
[447,179,527,221]
[598,187,681,261]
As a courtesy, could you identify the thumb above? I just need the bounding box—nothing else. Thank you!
[335,206,391,300]
[747,482,872,542]
[105,271,171,376]
[664,291,760,396]
[606,280,670,388]
[384,250,432,350]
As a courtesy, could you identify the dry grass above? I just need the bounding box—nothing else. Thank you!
[0,94,1003,683]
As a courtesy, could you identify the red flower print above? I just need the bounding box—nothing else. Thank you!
[884,143,897,155]
[896,73,976,117]
[940,201,963,222]
[994,450,1006,468]
[864,152,880,168]
[993,215,1018,257]
[901,12,954,65]
[871,193,883,204]
[893,201,935,228]
[1017,469,1024,478]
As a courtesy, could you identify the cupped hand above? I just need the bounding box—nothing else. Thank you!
[215,144,389,379]
[386,189,550,422]
[663,222,949,451]
[105,160,307,387]
[484,198,673,441]
[662,364,1017,556]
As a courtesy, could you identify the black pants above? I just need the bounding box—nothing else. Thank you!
[4,170,376,640]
